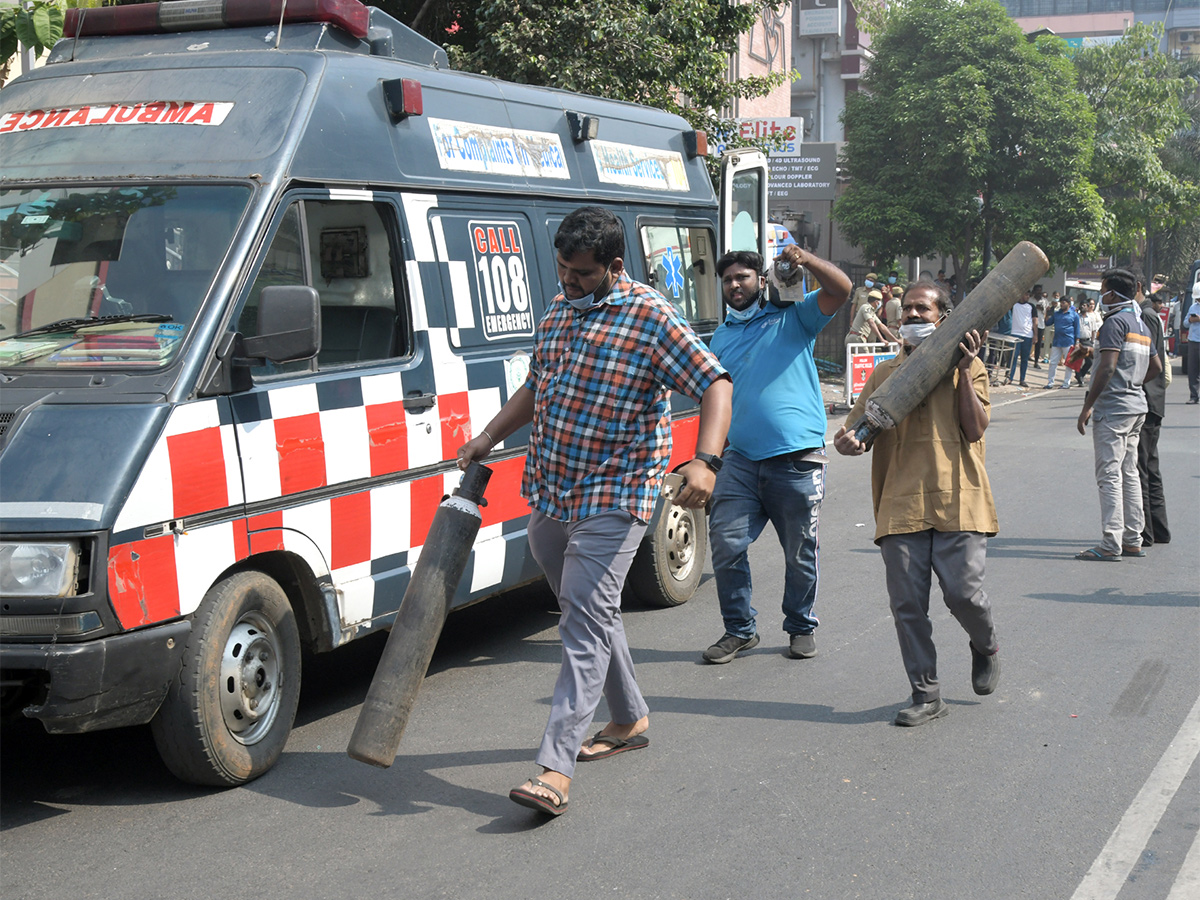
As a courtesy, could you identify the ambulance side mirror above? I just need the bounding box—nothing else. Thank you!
[198,286,322,397]
[242,285,321,363]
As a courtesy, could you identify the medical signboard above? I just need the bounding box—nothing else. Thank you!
[711,117,802,158]
[799,0,842,39]
[768,142,838,202]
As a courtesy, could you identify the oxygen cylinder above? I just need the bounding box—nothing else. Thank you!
[849,241,1049,447]
[347,462,492,768]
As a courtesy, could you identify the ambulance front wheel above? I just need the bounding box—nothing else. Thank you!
[151,570,302,786]
[626,503,707,608]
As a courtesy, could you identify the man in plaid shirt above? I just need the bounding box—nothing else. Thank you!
[458,207,731,816]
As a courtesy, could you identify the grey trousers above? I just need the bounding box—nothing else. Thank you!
[879,530,997,704]
[1093,412,1145,556]
[528,509,649,778]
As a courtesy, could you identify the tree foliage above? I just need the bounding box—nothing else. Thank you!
[1073,22,1200,262]
[448,0,788,163]
[834,0,1106,279]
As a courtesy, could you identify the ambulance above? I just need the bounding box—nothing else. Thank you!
[0,1,771,784]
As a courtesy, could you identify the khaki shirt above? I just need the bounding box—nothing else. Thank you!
[845,354,998,542]
[847,302,882,342]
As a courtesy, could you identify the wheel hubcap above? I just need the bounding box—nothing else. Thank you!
[663,505,697,581]
[219,612,282,745]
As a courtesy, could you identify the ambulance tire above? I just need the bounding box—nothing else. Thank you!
[151,570,301,786]
[626,503,707,608]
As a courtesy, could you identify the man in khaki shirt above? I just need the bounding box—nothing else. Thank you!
[834,282,1001,726]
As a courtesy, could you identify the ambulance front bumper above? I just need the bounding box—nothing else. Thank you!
[0,619,191,733]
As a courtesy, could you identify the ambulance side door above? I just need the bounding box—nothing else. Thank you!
[720,149,770,260]
[228,189,440,639]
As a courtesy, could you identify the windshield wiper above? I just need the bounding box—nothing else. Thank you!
[6,314,174,341]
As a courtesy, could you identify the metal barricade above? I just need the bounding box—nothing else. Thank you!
[984,333,1017,385]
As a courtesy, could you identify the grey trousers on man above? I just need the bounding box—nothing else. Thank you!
[528,509,649,778]
[879,530,997,704]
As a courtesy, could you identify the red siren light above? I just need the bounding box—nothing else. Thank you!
[64,0,371,41]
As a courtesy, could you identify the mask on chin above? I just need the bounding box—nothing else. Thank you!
[559,270,613,312]
[725,290,766,322]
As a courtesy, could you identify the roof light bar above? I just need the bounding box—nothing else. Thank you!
[64,0,371,41]
[684,130,708,158]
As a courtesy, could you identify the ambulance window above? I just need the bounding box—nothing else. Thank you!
[241,199,406,375]
[640,224,719,327]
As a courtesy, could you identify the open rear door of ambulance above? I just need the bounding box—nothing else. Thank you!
[719,149,769,260]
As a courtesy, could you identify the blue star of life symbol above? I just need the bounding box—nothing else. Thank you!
[662,246,685,299]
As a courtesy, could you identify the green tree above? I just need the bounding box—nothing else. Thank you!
[1,0,114,88]
[834,0,1106,281]
[450,0,788,168]
[1149,84,1200,289]
[1073,23,1200,272]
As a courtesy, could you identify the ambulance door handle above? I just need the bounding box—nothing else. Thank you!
[403,391,436,412]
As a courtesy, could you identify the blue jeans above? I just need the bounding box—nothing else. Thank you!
[1007,334,1032,383]
[708,449,824,638]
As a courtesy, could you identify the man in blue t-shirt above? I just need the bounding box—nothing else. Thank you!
[702,246,852,663]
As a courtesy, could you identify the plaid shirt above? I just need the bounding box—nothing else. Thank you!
[522,273,726,522]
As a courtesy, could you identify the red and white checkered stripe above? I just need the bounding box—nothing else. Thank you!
[107,378,527,630]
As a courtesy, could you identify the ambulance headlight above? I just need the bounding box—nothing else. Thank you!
[0,542,81,597]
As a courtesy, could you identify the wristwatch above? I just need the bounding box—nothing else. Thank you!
[694,451,723,473]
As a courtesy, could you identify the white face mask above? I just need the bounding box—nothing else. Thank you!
[1100,288,1134,318]
[558,272,612,312]
[899,321,938,346]
[725,294,765,322]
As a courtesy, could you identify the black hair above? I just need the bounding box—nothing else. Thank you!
[554,206,625,266]
[1100,267,1137,300]
[902,279,951,314]
[715,250,765,278]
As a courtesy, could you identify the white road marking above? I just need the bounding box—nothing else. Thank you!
[1164,827,1200,900]
[1070,693,1200,900]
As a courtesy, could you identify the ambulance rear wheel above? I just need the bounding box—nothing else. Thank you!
[626,503,707,608]
[151,570,301,786]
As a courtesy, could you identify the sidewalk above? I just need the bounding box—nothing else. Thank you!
[817,358,1086,418]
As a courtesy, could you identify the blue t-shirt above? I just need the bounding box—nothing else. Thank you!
[710,290,834,459]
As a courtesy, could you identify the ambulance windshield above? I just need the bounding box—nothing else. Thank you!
[0,185,249,369]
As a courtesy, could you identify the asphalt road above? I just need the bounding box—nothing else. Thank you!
[2,375,1197,900]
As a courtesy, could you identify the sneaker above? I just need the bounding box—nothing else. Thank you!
[1019,382,1028,388]
[894,698,949,726]
[1060,383,1071,389]
[970,643,1001,695]
[702,632,760,664]
[788,633,817,659]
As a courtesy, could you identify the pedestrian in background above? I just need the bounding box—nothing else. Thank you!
[1137,285,1170,548]
[1075,268,1160,562]
[834,282,1001,727]
[845,289,896,345]
[852,272,880,312]
[1076,298,1102,385]
[702,245,851,665]
[1045,294,1081,389]
[1005,291,1036,387]
[1186,284,1200,404]
[884,288,902,329]
[1032,285,1049,366]
[457,206,732,815]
